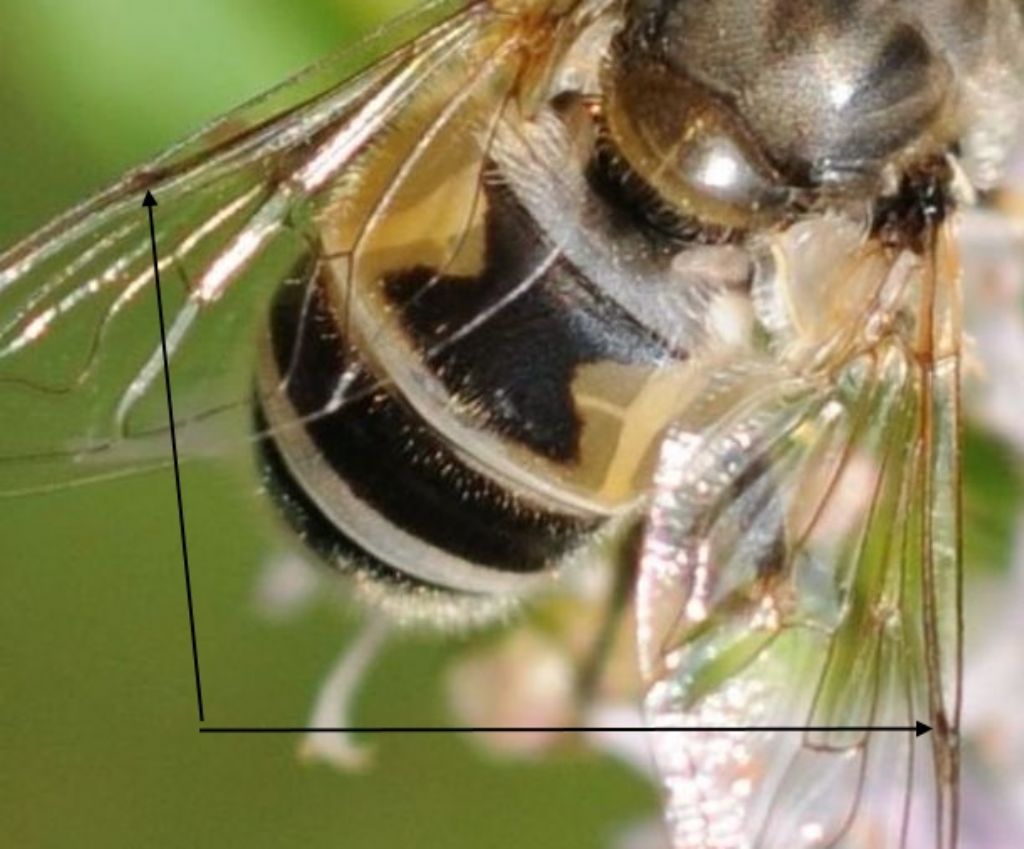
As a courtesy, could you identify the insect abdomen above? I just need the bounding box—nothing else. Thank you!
[255,173,677,603]
[257,266,596,599]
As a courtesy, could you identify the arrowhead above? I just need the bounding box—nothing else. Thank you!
[142,190,158,208]
[915,721,932,737]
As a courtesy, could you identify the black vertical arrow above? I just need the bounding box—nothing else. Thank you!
[143,190,205,723]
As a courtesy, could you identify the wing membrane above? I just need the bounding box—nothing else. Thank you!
[0,0,565,495]
[637,232,963,849]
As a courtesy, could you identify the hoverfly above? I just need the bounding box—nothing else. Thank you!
[2,1,1023,847]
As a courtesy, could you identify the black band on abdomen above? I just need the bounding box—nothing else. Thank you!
[255,268,596,594]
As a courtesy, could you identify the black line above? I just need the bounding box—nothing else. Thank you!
[143,192,205,723]
[200,723,930,736]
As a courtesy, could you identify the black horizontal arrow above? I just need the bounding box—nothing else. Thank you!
[200,721,931,737]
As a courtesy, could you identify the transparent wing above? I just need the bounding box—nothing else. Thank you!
[637,226,963,849]
[0,0,561,495]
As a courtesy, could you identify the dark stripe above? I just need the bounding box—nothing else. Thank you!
[381,178,671,463]
[256,404,453,595]
[864,23,936,107]
[260,269,594,577]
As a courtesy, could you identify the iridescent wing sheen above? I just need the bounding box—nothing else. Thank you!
[0,0,589,495]
[636,223,963,849]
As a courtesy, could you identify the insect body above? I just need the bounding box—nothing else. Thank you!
[1,1,1022,847]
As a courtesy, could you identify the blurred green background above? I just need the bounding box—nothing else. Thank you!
[0,2,656,847]
[3,3,1022,848]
